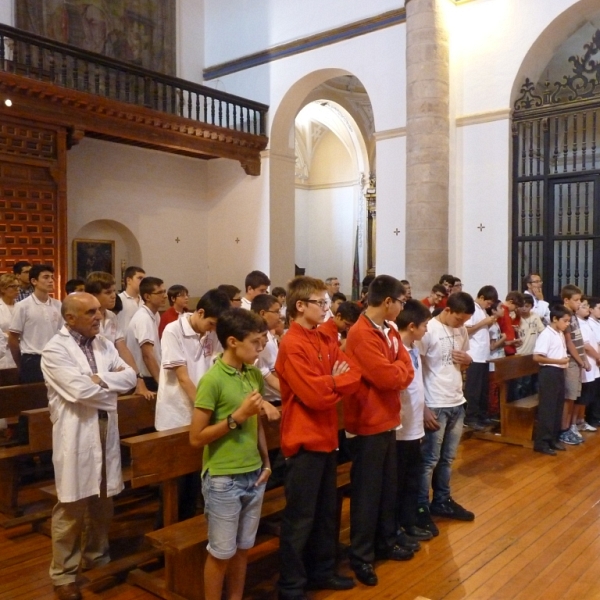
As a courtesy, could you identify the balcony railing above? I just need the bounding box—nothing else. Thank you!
[0,23,267,137]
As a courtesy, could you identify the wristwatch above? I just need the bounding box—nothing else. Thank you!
[227,414,240,430]
[136,373,144,380]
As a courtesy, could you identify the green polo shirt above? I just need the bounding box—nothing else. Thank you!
[195,357,264,476]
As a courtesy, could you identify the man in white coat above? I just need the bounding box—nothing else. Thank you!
[41,293,136,600]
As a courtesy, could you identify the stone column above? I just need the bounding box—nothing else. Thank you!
[405,0,450,297]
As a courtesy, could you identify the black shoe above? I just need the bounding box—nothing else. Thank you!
[464,419,487,432]
[375,543,414,561]
[430,498,475,521]
[404,525,434,541]
[534,444,557,456]
[352,563,378,586]
[416,504,440,536]
[306,575,355,591]
[396,530,421,552]
[549,440,566,451]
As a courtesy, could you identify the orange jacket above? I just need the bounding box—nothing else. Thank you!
[318,317,340,346]
[275,321,361,457]
[344,314,414,435]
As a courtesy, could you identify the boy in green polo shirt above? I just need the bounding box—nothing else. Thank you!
[190,308,271,600]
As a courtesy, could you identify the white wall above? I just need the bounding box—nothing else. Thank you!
[204,0,403,67]
[178,0,205,83]
[0,4,14,26]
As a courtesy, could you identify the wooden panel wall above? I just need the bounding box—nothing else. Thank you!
[0,115,67,295]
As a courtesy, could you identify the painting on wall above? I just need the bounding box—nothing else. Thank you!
[15,0,176,75]
[73,238,114,280]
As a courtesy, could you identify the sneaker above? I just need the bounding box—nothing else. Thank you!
[577,421,597,432]
[559,429,582,445]
[416,504,439,537]
[463,419,487,432]
[569,424,584,441]
[429,497,475,522]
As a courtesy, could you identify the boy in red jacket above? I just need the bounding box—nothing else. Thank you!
[344,275,415,587]
[276,277,361,600]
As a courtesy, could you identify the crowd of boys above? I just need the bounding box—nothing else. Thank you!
[2,260,599,600]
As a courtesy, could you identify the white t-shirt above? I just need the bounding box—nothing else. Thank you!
[465,303,490,363]
[126,306,161,378]
[589,319,600,380]
[488,322,505,372]
[256,331,280,402]
[578,317,599,383]
[396,343,425,441]
[241,297,252,310]
[117,291,143,332]
[9,294,63,355]
[516,313,545,356]
[417,317,469,408]
[155,315,221,430]
[99,309,124,344]
[524,291,550,325]
[533,326,567,368]
[0,299,16,368]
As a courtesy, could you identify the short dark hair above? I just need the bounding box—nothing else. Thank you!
[561,284,582,300]
[271,286,286,298]
[244,270,270,291]
[124,266,145,283]
[216,308,267,348]
[505,290,526,307]
[447,292,475,315]
[29,264,54,282]
[331,291,347,303]
[167,284,188,306]
[522,294,535,307]
[550,304,572,321]
[439,274,455,286]
[367,275,405,307]
[400,279,410,286]
[196,289,231,318]
[139,276,163,301]
[336,301,362,324]
[396,299,431,330]
[65,279,85,294]
[251,293,279,313]
[432,284,447,296]
[477,285,499,302]
[86,271,115,295]
[13,261,31,275]
[522,273,541,289]
[217,284,241,302]
[362,275,375,288]
[588,296,600,309]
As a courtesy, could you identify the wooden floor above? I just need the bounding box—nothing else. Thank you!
[2,432,600,600]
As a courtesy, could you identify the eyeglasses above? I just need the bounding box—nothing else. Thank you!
[232,297,242,303]
[392,298,406,307]
[530,279,543,284]
[150,289,167,295]
[264,309,281,314]
[304,299,329,309]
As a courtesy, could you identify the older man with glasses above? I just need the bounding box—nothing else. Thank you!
[523,273,550,325]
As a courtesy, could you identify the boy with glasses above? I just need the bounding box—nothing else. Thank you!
[13,261,33,302]
[344,275,415,586]
[276,277,360,599]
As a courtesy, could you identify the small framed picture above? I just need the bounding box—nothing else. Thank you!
[72,239,115,280]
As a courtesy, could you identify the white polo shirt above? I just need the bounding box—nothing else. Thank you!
[397,343,425,441]
[99,309,124,344]
[126,306,161,378]
[0,299,16,368]
[118,291,143,332]
[9,294,63,355]
[256,330,280,402]
[155,315,221,430]
[578,317,599,383]
[241,297,252,311]
[533,326,567,368]
[465,303,490,363]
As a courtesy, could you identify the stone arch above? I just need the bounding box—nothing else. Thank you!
[268,68,375,287]
[71,219,142,285]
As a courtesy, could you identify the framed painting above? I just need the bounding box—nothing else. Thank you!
[72,239,115,280]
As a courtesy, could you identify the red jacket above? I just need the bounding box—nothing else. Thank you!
[275,321,361,457]
[318,317,340,345]
[344,314,414,435]
[498,306,517,356]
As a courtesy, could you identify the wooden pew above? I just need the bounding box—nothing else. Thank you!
[126,408,351,600]
[0,367,19,387]
[0,393,156,516]
[473,354,539,448]
[0,382,48,419]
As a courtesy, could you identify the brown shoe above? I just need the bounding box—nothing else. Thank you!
[54,582,81,600]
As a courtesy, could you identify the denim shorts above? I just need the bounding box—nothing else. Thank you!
[202,468,265,559]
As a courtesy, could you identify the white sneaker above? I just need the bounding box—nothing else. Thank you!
[570,424,584,440]
[577,421,597,432]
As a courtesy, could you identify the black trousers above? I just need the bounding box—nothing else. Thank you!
[465,362,490,420]
[19,353,44,383]
[535,366,565,446]
[349,430,397,567]
[396,438,422,529]
[278,449,337,597]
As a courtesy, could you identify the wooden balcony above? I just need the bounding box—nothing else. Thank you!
[0,24,268,175]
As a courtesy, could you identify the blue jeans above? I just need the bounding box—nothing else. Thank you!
[418,404,465,506]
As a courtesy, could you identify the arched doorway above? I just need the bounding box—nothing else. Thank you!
[511,4,600,297]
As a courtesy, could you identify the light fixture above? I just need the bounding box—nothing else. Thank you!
[4,99,12,107]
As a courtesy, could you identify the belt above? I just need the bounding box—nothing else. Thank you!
[98,410,109,420]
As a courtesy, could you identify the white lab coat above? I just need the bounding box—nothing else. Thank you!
[41,327,136,503]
